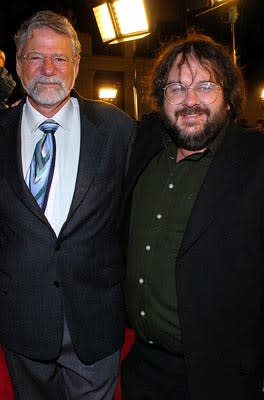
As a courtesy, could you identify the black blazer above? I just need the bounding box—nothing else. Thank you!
[124,113,264,400]
[0,93,136,364]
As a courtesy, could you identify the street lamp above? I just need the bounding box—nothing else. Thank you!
[260,88,264,103]
[93,0,150,44]
[194,0,239,65]
[258,88,264,111]
[93,0,151,119]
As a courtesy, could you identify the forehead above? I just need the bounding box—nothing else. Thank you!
[23,27,72,53]
[168,53,214,82]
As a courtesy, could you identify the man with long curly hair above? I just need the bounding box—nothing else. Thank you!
[121,31,264,400]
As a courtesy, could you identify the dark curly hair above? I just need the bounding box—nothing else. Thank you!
[148,30,245,120]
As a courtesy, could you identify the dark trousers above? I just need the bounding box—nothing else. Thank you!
[4,319,119,400]
[121,339,190,400]
[121,339,264,400]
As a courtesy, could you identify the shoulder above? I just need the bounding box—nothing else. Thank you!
[135,112,166,150]
[233,124,264,148]
[73,95,136,148]
[126,112,165,176]
[77,95,135,128]
[221,122,264,170]
[225,120,264,144]
[139,111,163,131]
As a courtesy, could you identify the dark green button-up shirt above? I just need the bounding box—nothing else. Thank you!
[125,124,226,354]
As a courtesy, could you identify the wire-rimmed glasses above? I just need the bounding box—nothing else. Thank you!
[22,52,75,68]
[163,81,222,105]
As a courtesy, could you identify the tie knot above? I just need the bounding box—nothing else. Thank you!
[39,119,59,135]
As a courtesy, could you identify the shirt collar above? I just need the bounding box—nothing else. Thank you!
[24,97,75,133]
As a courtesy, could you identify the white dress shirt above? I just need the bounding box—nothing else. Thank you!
[21,97,80,236]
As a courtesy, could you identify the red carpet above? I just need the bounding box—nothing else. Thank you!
[0,328,135,400]
[0,346,14,399]
[114,328,135,400]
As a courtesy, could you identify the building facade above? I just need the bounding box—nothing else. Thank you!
[75,33,153,120]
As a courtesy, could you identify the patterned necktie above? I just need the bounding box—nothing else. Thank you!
[26,119,59,211]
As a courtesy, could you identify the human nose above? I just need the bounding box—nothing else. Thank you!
[40,56,57,74]
[183,87,199,106]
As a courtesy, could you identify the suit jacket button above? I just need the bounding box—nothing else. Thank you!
[53,281,60,287]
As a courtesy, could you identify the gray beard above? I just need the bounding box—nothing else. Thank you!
[162,105,228,151]
[22,76,70,107]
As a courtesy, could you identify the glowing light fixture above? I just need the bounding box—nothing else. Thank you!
[98,87,118,101]
[93,0,151,44]
[260,89,264,100]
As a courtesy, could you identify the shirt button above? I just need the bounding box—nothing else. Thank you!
[145,245,151,251]
[139,278,144,284]
[140,310,146,316]
[53,281,60,287]
[169,183,174,189]
[156,213,162,219]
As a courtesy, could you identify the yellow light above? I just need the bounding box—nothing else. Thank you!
[93,3,116,43]
[98,87,118,100]
[112,0,149,36]
[93,0,151,44]
[260,89,264,101]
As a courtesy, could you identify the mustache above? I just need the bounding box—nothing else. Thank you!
[30,76,63,86]
[175,106,210,118]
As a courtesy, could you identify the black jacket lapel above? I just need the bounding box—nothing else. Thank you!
[178,125,249,257]
[2,104,51,224]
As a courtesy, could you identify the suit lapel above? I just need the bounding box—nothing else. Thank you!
[3,106,50,223]
[62,102,108,233]
[178,126,246,257]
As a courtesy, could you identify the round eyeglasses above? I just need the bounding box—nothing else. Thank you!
[163,81,222,105]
